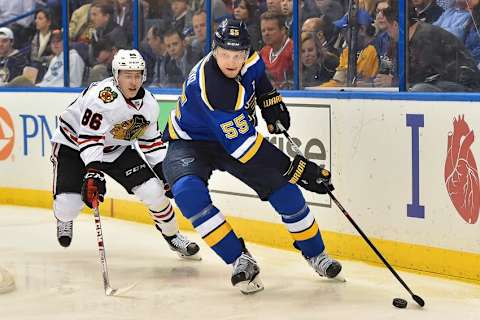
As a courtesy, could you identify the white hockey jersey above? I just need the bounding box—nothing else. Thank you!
[51,77,166,167]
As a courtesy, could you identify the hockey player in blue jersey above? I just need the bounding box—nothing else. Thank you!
[162,19,342,294]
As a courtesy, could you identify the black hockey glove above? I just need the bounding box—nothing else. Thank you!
[257,90,290,134]
[284,155,334,194]
[81,168,106,208]
[153,162,173,199]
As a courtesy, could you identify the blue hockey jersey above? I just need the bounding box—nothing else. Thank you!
[163,51,273,163]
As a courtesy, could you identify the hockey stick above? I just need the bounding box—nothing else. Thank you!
[277,123,425,307]
[92,199,137,296]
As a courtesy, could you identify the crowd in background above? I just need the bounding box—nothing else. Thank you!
[0,0,479,91]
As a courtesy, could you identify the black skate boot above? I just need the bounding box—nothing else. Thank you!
[57,219,73,248]
[231,239,264,295]
[307,251,343,280]
[163,233,201,260]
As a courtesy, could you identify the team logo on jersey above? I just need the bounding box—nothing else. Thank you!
[110,114,150,141]
[98,87,118,104]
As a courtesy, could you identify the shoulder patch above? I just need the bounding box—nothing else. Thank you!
[98,87,118,104]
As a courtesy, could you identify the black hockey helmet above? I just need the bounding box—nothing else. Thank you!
[213,19,250,51]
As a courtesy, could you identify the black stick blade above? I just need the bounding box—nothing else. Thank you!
[412,294,425,307]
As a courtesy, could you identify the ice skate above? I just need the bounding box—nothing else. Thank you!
[163,233,201,260]
[231,241,264,294]
[307,251,345,282]
[57,219,73,248]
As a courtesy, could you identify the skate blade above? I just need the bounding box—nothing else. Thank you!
[235,277,264,295]
[331,274,347,282]
[105,282,137,296]
[176,251,202,261]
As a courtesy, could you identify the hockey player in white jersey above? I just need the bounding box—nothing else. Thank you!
[50,49,200,260]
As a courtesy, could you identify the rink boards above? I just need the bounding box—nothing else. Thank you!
[0,91,479,283]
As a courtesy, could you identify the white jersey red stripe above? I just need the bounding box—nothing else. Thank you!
[51,77,167,166]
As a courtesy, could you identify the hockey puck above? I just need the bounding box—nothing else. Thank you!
[392,298,408,309]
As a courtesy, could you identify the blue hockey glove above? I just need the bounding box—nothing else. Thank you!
[257,90,290,134]
[284,155,334,194]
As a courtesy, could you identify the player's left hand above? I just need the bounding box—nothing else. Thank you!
[81,168,106,208]
[284,154,334,194]
[258,90,290,134]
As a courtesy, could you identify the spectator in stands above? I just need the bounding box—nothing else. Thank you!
[213,0,235,21]
[412,0,444,23]
[260,12,293,88]
[436,0,454,10]
[146,24,167,86]
[372,0,391,58]
[464,0,480,67]
[69,2,94,44]
[433,0,470,39]
[189,10,208,54]
[359,0,379,16]
[37,30,85,87]
[8,30,85,87]
[281,0,293,36]
[372,4,399,87]
[320,10,379,87]
[0,27,27,86]
[114,0,135,42]
[301,15,340,56]
[30,9,54,82]
[266,0,283,14]
[408,0,480,91]
[301,0,322,21]
[90,0,128,62]
[0,0,36,48]
[313,0,344,21]
[171,0,190,35]
[146,0,173,20]
[234,0,262,51]
[301,31,338,87]
[88,38,117,83]
[163,28,202,87]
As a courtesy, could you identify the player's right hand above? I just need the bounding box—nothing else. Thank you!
[81,168,106,208]
[258,90,290,134]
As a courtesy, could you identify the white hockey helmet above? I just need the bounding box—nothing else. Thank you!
[112,49,146,83]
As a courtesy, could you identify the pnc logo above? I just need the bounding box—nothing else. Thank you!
[0,106,14,160]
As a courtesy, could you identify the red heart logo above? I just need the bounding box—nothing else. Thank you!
[444,115,480,224]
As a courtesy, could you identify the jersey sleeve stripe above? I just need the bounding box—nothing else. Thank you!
[234,82,245,111]
[167,114,179,140]
[59,118,77,134]
[238,133,263,163]
[143,146,166,154]
[78,136,105,145]
[241,52,260,76]
[199,56,214,111]
[78,134,104,139]
[138,134,162,142]
[59,127,77,145]
[169,111,191,140]
[231,134,257,159]
[139,141,164,149]
[79,143,104,153]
